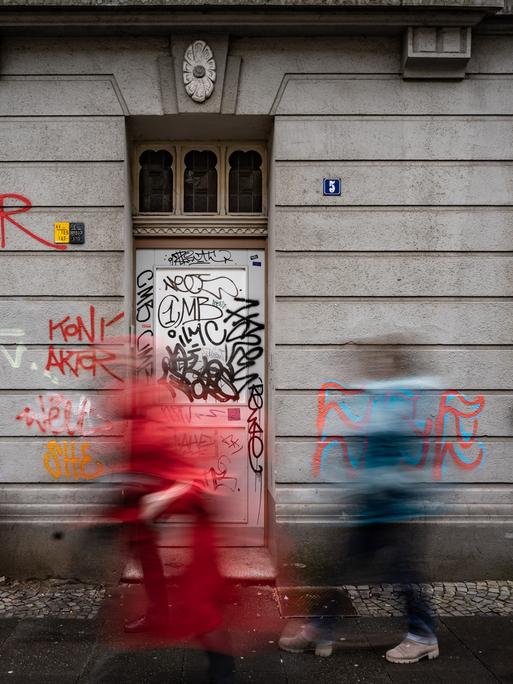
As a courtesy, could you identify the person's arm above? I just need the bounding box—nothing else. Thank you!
[139,482,194,521]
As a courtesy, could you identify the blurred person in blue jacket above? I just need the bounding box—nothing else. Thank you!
[279,340,439,664]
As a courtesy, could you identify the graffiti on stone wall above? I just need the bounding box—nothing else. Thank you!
[0,193,67,250]
[312,381,486,481]
[1,310,125,382]
[16,393,114,437]
[16,394,91,437]
[43,440,104,480]
[46,306,125,381]
[0,328,60,384]
[136,268,154,380]
[16,393,115,479]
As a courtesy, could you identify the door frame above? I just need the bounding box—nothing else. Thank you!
[133,236,269,546]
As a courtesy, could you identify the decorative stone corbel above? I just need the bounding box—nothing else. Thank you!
[402,27,472,79]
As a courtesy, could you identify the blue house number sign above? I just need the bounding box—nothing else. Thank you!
[323,178,341,196]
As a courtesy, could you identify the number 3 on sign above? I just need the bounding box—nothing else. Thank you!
[323,178,341,196]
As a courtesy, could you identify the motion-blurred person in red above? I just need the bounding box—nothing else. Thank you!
[95,374,235,684]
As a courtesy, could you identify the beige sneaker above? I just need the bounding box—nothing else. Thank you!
[278,629,333,657]
[386,637,439,664]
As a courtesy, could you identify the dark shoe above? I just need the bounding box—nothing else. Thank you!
[207,651,235,684]
[124,614,168,633]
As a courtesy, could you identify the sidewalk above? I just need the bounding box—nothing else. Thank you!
[0,581,511,683]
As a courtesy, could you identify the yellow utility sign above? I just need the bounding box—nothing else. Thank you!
[54,222,70,244]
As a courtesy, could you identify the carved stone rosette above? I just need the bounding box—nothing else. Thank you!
[183,40,216,102]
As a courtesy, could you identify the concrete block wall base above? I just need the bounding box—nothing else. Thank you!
[273,522,513,586]
[0,523,125,584]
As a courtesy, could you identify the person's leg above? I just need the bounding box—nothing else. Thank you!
[384,523,438,663]
[278,615,334,657]
[279,520,377,657]
[403,585,437,642]
[391,522,436,640]
[137,528,168,617]
[125,522,169,631]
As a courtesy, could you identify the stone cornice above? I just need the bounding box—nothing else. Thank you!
[132,215,268,237]
[0,1,504,7]
[0,4,504,35]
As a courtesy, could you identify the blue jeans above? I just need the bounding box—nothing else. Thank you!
[310,520,436,641]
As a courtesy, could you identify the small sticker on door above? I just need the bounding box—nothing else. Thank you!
[252,261,262,267]
[227,408,241,421]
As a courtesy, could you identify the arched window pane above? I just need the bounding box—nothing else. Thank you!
[229,150,262,213]
[184,150,218,213]
[139,150,173,212]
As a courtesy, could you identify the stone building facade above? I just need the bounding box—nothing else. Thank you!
[0,0,512,582]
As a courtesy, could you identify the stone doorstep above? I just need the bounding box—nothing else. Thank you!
[122,547,277,583]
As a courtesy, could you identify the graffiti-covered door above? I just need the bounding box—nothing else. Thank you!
[135,247,265,546]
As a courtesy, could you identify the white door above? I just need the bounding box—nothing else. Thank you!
[135,247,265,545]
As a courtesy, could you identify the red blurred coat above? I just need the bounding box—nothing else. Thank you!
[103,379,233,646]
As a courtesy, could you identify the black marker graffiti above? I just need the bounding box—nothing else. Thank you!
[158,296,264,402]
[247,382,264,474]
[167,249,233,266]
[204,455,238,492]
[136,329,154,379]
[163,273,239,300]
[158,294,223,330]
[155,268,265,509]
[171,321,227,348]
[224,297,264,348]
[223,297,264,391]
[222,433,243,454]
[197,408,227,419]
[136,269,153,323]
[160,343,240,403]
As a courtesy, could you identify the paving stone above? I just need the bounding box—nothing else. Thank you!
[343,581,513,618]
[3,577,513,683]
[0,580,105,620]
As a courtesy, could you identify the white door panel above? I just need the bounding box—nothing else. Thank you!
[135,247,265,544]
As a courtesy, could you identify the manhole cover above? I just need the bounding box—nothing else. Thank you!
[277,587,356,618]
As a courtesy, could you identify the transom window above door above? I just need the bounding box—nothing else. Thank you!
[134,144,266,216]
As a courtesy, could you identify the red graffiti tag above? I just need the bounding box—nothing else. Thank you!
[16,394,90,437]
[0,194,67,250]
[46,347,123,380]
[312,382,371,478]
[312,382,485,481]
[46,306,125,381]
[49,306,124,344]
[432,391,485,480]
